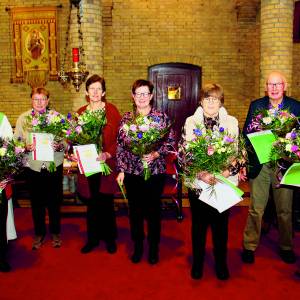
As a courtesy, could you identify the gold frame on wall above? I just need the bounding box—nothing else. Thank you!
[10,6,58,86]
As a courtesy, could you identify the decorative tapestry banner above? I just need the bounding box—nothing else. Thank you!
[10,6,58,87]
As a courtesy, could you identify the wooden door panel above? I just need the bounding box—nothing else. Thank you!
[149,63,201,144]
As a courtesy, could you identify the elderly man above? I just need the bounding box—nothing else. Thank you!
[241,71,300,264]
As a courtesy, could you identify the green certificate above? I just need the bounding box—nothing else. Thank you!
[281,163,300,187]
[247,130,276,164]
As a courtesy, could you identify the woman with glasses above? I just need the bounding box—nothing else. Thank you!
[116,79,175,265]
[77,74,121,255]
[14,87,65,250]
[181,83,245,280]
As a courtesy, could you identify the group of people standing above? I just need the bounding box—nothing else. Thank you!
[0,71,300,282]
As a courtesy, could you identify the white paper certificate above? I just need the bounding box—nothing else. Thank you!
[31,132,54,162]
[193,177,244,213]
[73,144,103,175]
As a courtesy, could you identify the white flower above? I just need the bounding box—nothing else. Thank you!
[262,117,272,125]
[285,144,292,152]
[0,147,7,156]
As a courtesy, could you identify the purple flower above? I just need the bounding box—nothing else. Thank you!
[223,136,234,143]
[61,119,65,124]
[255,114,262,120]
[152,116,160,123]
[137,132,143,139]
[278,103,283,109]
[291,132,297,139]
[67,113,72,120]
[193,128,202,136]
[219,127,224,133]
[291,145,299,152]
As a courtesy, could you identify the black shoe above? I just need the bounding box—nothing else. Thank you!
[279,250,296,264]
[191,265,203,280]
[32,235,45,250]
[131,242,143,263]
[80,242,98,254]
[106,241,117,254]
[148,244,159,265]
[215,264,230,280]
[241,249,255,264]
[0,260,11,272]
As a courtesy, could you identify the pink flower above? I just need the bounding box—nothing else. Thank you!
[285,133,292,139]
[139,124,149,132]
[129,124,137,132]
[15,147,24,154]
[291,145,299,153]
[32,118,39,126]
[75,126,82,134]
[296,151,300,158]
[207,145,214,156]
[66,129,71,136]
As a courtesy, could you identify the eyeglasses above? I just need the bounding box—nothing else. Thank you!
[32,98,48,102]
[267,82,284,88]
[88,88,102,92]
[134,92,151,98]
[203,97,220,103]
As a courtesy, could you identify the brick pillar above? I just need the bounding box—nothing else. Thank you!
[260,0,294,95]
[69,0,103,110]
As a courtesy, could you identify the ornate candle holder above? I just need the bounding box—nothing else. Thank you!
[58,1,89,92]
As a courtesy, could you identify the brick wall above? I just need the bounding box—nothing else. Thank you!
[103,0,260,124]
[0,0,298,128]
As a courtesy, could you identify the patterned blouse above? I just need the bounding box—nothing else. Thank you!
[116,108,176,176]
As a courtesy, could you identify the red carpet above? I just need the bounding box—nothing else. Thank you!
[1,206,300,300]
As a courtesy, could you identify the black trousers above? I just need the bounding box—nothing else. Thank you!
[188,189,229,267]
[0,190,8,261]
[27,166,63,236]
[86,173,117,244]
[124,173,165,245]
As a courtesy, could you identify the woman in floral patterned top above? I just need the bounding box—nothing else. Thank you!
[116,79,175,265]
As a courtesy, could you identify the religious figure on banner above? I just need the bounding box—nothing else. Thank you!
[27,29,45,60]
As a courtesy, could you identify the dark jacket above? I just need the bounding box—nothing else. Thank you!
[243,95,300,179]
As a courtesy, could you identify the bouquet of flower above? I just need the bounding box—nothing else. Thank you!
[247,104,298,137]
[26,109,69,141]
[66,109,111,175]
[0,137,26,201]
[270,129,300,162]
[180,125,241,186]
[121,113,171,180]
[65,109,106,147]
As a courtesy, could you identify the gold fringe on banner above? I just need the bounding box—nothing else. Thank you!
[24,70,49,88]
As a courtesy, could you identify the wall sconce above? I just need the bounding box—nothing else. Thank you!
[58,0,89,92]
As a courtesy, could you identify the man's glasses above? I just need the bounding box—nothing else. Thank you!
[32,98,48,102]
[267,82,284,88]
[134,92,151,98]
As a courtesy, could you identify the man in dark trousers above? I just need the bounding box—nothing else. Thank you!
[241,71,300,265]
